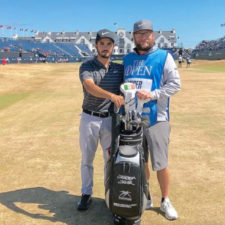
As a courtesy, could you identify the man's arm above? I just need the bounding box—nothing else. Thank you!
[151,53,181,100]
[83,79,124,109]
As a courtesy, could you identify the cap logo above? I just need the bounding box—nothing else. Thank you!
[102,31,109,35]
[138,23,144,27]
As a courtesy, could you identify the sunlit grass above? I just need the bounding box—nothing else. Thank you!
[0,60,225,225]
[0,93,31,110]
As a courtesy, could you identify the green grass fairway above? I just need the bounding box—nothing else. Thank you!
[0,92,31,110]
[201,65,225,72]
[0,60,225,225]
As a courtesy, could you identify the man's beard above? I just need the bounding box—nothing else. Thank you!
[135,43,152,51]
[99,54,110,58]
[97,49,110,58]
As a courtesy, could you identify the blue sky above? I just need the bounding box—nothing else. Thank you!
[0,0,225,48]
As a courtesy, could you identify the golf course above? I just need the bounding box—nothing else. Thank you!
[0,60,224,225]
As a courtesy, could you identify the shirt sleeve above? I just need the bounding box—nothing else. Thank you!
[79,62,94,83]
[151,53,181,100]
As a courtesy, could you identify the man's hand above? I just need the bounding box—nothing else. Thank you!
[83,79,124,108]
[110,94,125,109]
[136,90,153,101]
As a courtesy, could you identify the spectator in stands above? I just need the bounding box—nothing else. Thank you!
[77,29,124,211]
[2,57,7,65]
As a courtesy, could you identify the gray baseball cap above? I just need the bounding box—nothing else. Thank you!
[95,29,115,43]
[133,20,153,33]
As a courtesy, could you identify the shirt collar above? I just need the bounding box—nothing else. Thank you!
[93,56,112,69]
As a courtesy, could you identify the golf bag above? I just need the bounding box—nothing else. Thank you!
[105,83,149,225]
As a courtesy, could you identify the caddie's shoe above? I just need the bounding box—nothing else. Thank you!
[77,194,92,210]
[160,198,178,220]
[146,192,153,210]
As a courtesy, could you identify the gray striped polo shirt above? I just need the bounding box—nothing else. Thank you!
[79,56,124,113]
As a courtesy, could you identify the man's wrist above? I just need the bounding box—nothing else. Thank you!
[150,91,156,100]
[109,93,114,101]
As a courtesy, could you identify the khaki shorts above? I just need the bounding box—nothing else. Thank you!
[143,121,170,171]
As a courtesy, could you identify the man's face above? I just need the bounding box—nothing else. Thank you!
[95,38,114,58]
[133,29,154,51]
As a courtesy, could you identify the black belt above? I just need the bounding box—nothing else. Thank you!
[83,109,111,118]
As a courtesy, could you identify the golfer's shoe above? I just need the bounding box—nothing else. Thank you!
[146,193,153,210]
[160,198,178,220]
[77,194,92,210]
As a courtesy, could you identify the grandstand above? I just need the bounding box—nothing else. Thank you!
[1,38,183,63]
[1,26,180,64]
[30,29,177,54]
[192,36,225,60]
[0,38,93,63]
[1,26,196,64]
[2,24,224,63]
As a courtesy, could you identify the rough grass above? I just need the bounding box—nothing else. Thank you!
[0,60,225,225]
